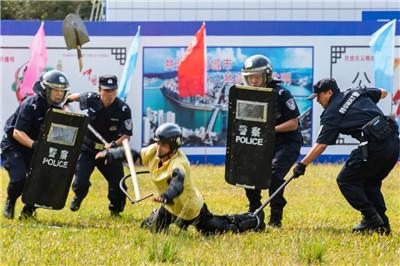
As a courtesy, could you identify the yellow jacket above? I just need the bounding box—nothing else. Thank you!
[141,144,204,220]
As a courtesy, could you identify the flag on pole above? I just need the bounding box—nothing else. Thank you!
[369,19,396,94]
[18,21,47,102]
[178,22,206,97]
[118,25,141,100]
[393,59,400,123]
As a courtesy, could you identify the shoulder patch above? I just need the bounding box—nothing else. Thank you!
[124,119,133,131]
[285,98,296,111]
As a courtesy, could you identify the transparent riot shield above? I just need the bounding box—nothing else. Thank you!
[225,85,276,189]
[22,109,89,209]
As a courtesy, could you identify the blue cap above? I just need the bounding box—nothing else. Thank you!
[99,75,118,89]
[308,78,339,99]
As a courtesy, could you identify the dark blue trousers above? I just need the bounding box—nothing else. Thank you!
[1,147,32,202]
[72,150,127,212]
[337,134,399,226]
[245,140,301,212]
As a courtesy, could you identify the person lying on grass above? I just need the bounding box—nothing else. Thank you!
[95,123,260,234]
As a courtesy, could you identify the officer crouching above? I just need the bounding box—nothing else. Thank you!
[292,78,399,235]
[1,70,70,219]
[66,75,133,216]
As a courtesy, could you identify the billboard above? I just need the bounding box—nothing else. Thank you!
[142,47,313,147]
[1,20,399,163]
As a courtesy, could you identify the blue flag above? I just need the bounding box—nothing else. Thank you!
[369,19,396,94]
[118,25,141,100]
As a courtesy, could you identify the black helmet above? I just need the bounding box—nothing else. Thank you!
[241,55,273,87]
[154,123,183,151]
[40,70,70,107]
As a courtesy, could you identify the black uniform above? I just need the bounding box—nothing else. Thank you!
[245,80,303,223]
[71,92,132,213]
[1,94,53,207]
[316,87,399,228]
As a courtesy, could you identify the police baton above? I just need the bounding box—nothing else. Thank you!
[120,139,153,204]
[252,175,296,217]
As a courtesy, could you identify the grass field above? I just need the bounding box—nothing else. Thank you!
[1,164,399,265]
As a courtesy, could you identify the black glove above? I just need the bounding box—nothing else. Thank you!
[293,162,307,178]
[104,150,114,164]
[110,141,118,148]
[158,193,173,204]
[106,147,126,161]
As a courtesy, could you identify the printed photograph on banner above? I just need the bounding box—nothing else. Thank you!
[2,46,126,109]
[331,45,400,145]
[142,47,314,147]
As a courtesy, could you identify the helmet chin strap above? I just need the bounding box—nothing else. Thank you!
[157,148,177,161]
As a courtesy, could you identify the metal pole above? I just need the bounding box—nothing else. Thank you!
[253,175,295,216]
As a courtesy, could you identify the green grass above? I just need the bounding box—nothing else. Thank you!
[1,164,399,265]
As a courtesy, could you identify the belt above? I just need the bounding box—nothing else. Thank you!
[83,137,105,150]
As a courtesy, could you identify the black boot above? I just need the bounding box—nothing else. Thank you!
[248,206,265,231]
[70,195,83,212]
[110,210,121,217]
[109,202,123,217]
[377,224,391,235]
[377,214,391,235]
[19,205,36,220]
[3,198,16,219]
[254,209,265,230]
[352,207,384,234]
[268,209,283,228]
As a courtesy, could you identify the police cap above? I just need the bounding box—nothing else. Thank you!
[99,75,118,89]
[308,78,339,100]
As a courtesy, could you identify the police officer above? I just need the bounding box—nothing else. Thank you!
[96,123,263,234]
[240,55,303,228]
[293,78,399,235]
[67,75,132,216]
[1,70,70,219]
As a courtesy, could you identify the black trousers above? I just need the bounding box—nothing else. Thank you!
[337,134,399,226]
[245,140,301,212]
[1,147,32,203]
[141,204,238,234]
[72,150,127,212]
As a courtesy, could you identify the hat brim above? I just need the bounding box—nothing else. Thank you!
[307,93,317,100]
[99,85,117,90]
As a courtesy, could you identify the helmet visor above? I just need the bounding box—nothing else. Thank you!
[242,72,266,87]
[46,87,69,107]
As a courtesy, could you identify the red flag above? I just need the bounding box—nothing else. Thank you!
[393,89,400,104]
[395,103,400,118]
[178,23,206,97]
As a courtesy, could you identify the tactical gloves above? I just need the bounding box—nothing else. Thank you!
[293,162,307,178]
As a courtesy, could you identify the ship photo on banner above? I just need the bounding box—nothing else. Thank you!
[142,46,314,147]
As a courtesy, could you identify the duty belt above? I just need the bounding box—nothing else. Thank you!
[83,137,105,150]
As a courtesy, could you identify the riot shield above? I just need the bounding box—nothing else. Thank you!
[22,109,89,209]
[225,85,276,189]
